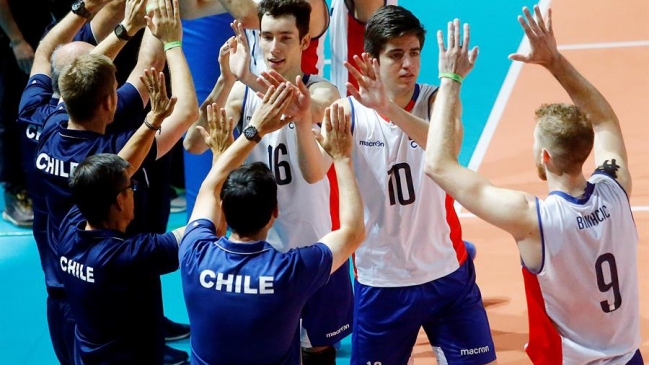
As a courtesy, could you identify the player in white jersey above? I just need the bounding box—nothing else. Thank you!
[424,8,643,365]
[329,0,397,95]
[300,5,497,365]
[183,1,350,363]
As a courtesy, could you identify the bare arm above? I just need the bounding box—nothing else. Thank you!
[294,80,337,183]
[510,6,631,193]
[178,0,258,27]
[118,69,177,176]
[316,104,365,273]
[345,53,430,148]
[30,0,109,77]
[146,0,200,159]
[0,0,33,74]
[424,21,540,261]
[122,28,165,106]
[184,38,237,154]
[91,0,147,60]
[89,0,126,42]
[349,0,384,22]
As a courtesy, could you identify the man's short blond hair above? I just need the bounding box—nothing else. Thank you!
[535,103,594,175]
[59,54,116,121]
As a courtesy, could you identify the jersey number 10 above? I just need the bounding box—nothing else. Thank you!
[387,163,415,206]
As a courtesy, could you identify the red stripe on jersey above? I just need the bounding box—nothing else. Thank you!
[302,38,320,75]
[522,268,563,364]
[345,12,366,95]
[327,165,340,230]
[444,194,467,264]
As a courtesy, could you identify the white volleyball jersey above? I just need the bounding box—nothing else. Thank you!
[329,0,397,95]
[524,172,640,364]
[239,75,332,252]
[349,84,468,287]
[245,29,267,77]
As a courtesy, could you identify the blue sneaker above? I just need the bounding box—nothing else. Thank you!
[164,345,189,365]
[164,317,190,341]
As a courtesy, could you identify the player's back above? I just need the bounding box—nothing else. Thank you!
[526,172,640,364]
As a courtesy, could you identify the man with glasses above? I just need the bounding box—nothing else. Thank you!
[58,153,186,365]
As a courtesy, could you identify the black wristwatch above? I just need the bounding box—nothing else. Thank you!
[243,125,261,143]
[114,23,132,41]
[71,0,91,18]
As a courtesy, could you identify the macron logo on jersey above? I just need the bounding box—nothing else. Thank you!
[200,270,274,294]
[36,153,79,178]
[359,140,385,148]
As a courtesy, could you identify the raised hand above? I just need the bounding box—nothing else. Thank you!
[509,5,559,68]
[197,103,234,155]
[140,67,177,128]
[11,41,34,74]
[145,0,182,44]
[250,83,294,136]
[228,20,252,81]
[437,19,478,79]
[344,53,388,113]
[123,0,148,34]
[218,37,236,82]
[315,104,352,160]
[257,71,310,123]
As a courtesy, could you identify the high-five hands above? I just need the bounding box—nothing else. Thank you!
[315,104,352,160]
[249,83,295,136]
[145,0,182,44]
[198,104,234,155]
[344,53,388,112]
[509,5,559,68]
[140,67,177,129]
[437,19,478,81]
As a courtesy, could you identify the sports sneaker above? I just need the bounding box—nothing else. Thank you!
[164,345,189,365]
[169,187,187,213]
[163,317,190,341]
[2,189,33,227]
[170,195,186,213]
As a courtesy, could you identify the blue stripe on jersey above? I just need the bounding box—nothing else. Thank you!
[592,170,630,201]
[348,96,355,135]
[549,182,595,205]
[526,196,546,274]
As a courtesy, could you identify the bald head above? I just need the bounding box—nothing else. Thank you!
[51,41,95,95]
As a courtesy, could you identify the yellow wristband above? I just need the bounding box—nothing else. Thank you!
[163,41,181,52]
[439,72,464,84]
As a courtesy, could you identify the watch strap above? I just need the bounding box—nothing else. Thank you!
[71,0,92,18]
[114,23,133,41]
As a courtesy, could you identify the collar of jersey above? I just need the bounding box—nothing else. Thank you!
[75,221,126,242]
[549,182,595,205]
[215,237,273,255]
[58,121,103,139]
[378,84,420,122]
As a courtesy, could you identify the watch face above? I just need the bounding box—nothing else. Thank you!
[244,126,257,139]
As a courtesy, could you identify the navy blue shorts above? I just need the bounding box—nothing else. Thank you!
[47,294,76,365]
[351,258,496,365]
[627,350,644,365]
[301,259,354,347]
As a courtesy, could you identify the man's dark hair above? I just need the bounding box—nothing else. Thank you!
[69,154,130,226]
[258,0,311,39]
[364,5,426,59]
[220,162,278,237]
